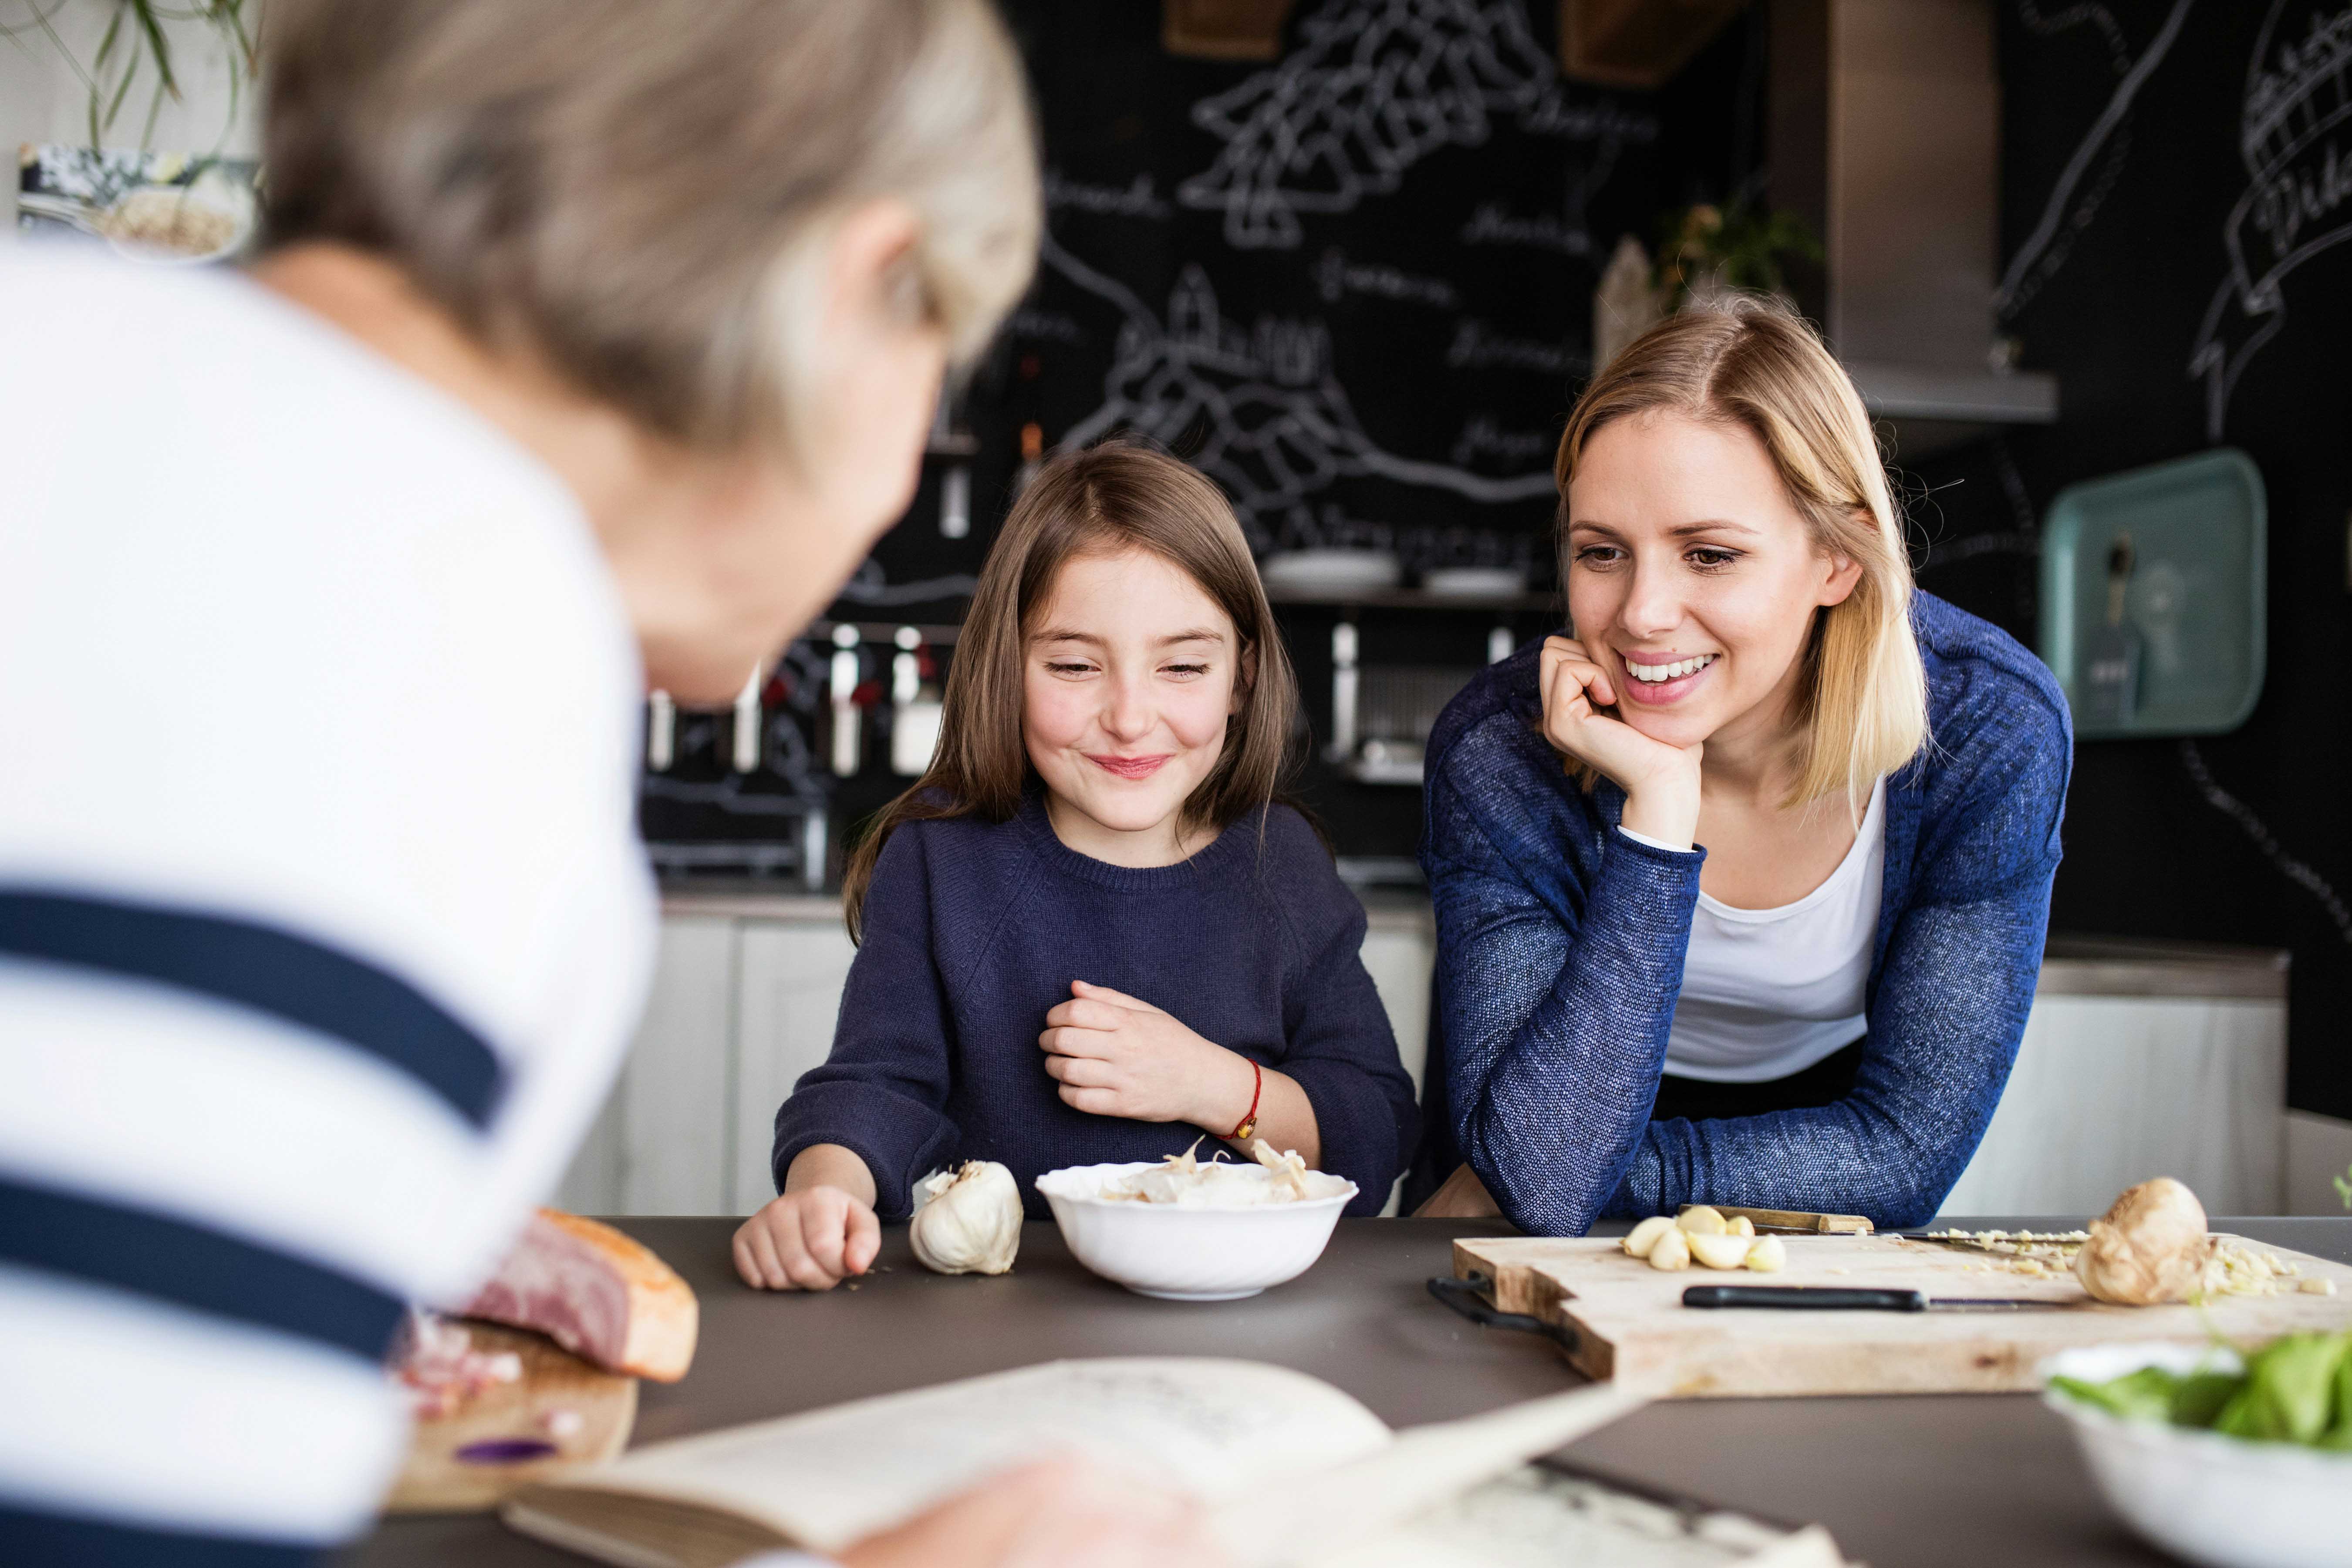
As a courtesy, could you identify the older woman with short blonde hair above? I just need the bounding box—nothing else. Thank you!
[1414,298,2072,1235]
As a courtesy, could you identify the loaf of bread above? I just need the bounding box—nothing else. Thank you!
[462,1208,698,1381]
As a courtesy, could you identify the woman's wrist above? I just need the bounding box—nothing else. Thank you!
[1618,776,1701,850]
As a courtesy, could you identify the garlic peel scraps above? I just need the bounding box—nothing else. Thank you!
[909,1160,1022,1276]
[1097,1138,1351,1207]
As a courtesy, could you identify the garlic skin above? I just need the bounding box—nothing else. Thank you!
[2074,1177,2210,1305]
[908,1161,1022,1276]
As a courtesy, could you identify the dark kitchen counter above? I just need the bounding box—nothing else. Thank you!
[339,1215,2351,1568]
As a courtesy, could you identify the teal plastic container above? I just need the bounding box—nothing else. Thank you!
[2037,449,2266,740]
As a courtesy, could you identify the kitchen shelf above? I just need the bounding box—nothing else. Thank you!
[1265,585,1559,613]
[1847,362,2058,424]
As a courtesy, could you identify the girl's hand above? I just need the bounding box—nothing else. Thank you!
[1039,981,1251,1130]
[732,1187,879,1291]
[1539,635,1704,848]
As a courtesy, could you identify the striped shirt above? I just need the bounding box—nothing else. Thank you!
[0,250,657,1562]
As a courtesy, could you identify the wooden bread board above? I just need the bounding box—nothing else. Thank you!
[384,1322,638,1513]
[1453,1234,2352,1399]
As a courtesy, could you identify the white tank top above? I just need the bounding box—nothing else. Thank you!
[1653,776,1886,1083]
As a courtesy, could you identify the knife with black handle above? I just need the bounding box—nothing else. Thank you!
[1683,1285,2057,1313]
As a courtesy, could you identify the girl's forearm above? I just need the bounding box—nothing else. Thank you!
[784,1142,879,1207]
[1205,1051,1321,1167]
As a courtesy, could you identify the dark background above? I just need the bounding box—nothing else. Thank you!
[658,0,2349,1122]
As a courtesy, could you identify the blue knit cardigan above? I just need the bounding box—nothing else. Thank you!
[1416,593,2072,1234]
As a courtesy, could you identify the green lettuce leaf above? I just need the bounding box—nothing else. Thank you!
[2214,1334,2350,1445]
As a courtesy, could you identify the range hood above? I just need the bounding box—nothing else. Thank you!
[1770,0,2057,455]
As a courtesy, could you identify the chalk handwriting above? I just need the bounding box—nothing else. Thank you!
[1009,307,1085,344]
[1177,0,1654,249]
[1043,169,1174,220]
[1450,415,1556,469]
[1314,246,1458,308]
[1447,320,1585,377]
[1458,201,1593,257]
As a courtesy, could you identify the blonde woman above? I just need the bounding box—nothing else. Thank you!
[3,2,1208,1564]
[1414,300,2072,1235]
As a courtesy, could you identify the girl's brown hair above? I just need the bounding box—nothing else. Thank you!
[1558,295,1928,811]
[842,440,1299,941]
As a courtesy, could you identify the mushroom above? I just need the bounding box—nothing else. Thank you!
[2073,1177,2211,1305]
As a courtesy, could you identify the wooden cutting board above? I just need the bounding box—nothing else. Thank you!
[384,1322,638,1513]
[1453,1234,2352,1399]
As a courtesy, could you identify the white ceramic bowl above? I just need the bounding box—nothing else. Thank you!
[2041,1342,2352,1568]
[1033,1161,1357,1301]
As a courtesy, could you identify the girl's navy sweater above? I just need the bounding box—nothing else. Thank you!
[772,792,1419,1220]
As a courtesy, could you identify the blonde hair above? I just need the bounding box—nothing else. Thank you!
[843,440,1301,943]
[261,0,1039,454]
[1557,297,1927,808]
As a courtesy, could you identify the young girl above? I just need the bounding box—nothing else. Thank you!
[733,441,1418,1291]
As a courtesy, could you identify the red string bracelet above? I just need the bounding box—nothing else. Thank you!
[1229,1058,1262,1141]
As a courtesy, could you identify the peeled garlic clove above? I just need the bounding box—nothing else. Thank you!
[908,1160,1022,1276]
[2073,1176,2210,1306]
[1624,1217,1677,1259]
[1687,1232,1753,1270]
[1745,1236,1787,1273]
[1646,1227,1692,1271]
[1677,1206,1727,1237]
[1729,1215,1755,1238]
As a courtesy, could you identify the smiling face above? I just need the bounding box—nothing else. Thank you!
[1022,549,1243,867]
[1564,410,1862,755]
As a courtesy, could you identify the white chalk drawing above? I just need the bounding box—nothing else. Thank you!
[2180,740,2352,945]
[1997,0,2193,318]
[2192,0,2352,438]
[1043,235,1556,543]
[1176,0,1655,249]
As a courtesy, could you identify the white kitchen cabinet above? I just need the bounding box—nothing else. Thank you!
[556,901,2294,1221]
[1943,941,2289,1217]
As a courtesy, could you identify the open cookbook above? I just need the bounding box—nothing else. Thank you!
[501,1357,1846,1568]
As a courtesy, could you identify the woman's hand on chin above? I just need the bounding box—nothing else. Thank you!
[1540,635,1704,849]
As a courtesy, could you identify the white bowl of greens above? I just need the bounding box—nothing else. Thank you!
[2042,1336,2352,1568]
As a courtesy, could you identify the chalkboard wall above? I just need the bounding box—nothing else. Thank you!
[1908,0,2349,1122]
[812,0,1761,856]
[758,0,2349,1122]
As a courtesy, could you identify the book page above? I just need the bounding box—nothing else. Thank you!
[1209,1381,1646,1568]
[534,1357,1393,1556]
[1312,1467,1847,1568]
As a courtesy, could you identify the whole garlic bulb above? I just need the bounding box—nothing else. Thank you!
[909,1161,1022,1276]
[2074,1177,2210,1305]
